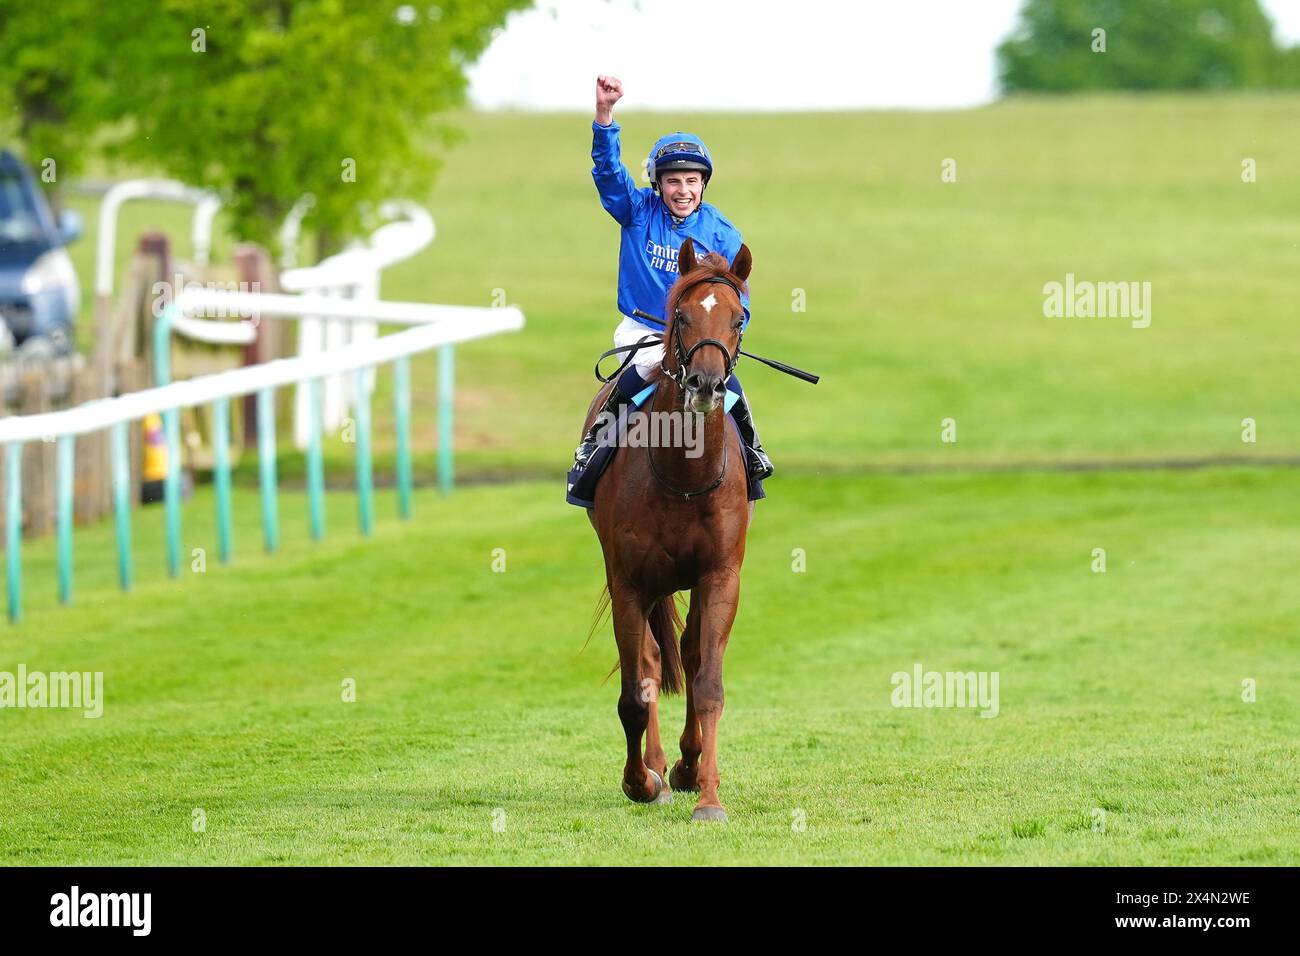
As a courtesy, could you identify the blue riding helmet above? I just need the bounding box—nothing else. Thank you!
[647,132,713,189]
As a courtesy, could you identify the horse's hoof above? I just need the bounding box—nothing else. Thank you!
[669,760,699,792]
[651,783,674,805]
[691,805,728,824]
[624,768,665,804]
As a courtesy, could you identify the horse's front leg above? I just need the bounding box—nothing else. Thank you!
[691,569,740,823]
[639,623,669,784]
[611,583,664,804]
[670,593,701,792]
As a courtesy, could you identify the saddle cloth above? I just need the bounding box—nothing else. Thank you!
[566,383,765,508]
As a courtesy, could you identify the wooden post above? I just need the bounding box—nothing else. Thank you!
[138,232,173,402]
[128,234,173,512]
[92,251,117,524]
[116,359,147,507]
[137,232,174,369]
[235,244,276,443]
[19,369,53,538]
[73,365,102,525]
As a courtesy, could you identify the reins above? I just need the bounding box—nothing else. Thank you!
[646,437,729,499]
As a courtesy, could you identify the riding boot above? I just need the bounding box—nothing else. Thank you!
[572,368,644,472]
[729,388,774,481]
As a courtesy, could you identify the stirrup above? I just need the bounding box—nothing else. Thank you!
[572,383,633,471]
[728,392,772,481]
[573,436,601,471]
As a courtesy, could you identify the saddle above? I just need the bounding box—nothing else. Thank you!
[565,381,765,509]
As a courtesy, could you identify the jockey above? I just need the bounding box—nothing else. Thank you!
[572,73,773,485]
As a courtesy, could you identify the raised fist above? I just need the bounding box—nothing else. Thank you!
[595,75,623,124]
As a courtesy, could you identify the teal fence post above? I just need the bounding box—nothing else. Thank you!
[438,344,454,495]
[163,407,181,578]
[56,436,74,605]
[5,443,22,623]
[394,356,412,519]
[355,368,373,535]
[257,388,278,553]
[307,378,324,540]
[157,303,182,577]
[213,397,232,563]
[111,422,133,591]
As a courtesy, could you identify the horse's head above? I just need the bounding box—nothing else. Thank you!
[662,238,752,414]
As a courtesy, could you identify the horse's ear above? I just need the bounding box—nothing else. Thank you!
[730,243,752,282]
[678,238,697,276]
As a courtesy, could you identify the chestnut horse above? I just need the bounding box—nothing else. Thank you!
[582,238,754,823]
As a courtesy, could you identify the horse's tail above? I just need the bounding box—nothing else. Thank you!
[591,587,685,696]
[648,594,685,696]
[584,584,612,656]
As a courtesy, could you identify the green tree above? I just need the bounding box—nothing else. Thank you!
[0,0,530,251]
[0,0,113,208]
[998,0,1297,92]
[1277,45,1300,85]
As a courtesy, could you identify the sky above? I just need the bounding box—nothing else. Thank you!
[466,0,1300,111]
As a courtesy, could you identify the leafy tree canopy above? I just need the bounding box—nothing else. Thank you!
[0,0,531,249]
[998,0,1298,92]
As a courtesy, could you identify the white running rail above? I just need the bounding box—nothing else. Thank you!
[279,201,437,448]
[0,304,523,444]
[95,179,223,299]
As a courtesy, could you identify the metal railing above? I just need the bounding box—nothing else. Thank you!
[0,293,524,622]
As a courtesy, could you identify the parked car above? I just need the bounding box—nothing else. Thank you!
[0,149,83,353]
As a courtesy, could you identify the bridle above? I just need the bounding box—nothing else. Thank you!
[659,274,744,389]
[646,273,745,499]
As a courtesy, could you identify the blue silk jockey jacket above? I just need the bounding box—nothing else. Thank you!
[591,120,751,333]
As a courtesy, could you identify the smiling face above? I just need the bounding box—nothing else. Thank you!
[658,170,704,217]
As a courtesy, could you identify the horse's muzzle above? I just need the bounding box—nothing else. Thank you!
[684,371,727,413]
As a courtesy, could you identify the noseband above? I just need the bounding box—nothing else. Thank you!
[659,275,744,389]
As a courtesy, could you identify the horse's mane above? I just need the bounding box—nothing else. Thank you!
[665,252,748,318]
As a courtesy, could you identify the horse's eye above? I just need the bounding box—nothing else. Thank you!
[675,309,688,324]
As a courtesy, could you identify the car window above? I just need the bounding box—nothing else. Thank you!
[0,172,45,244]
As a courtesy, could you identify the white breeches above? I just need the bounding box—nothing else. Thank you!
[612,317,665,377]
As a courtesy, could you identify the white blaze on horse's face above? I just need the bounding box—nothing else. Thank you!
[677,286,741,416]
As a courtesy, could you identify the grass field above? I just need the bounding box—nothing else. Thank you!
[1,469,1297,864]
[60,95,1300,478]
[3,96,1298,864]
